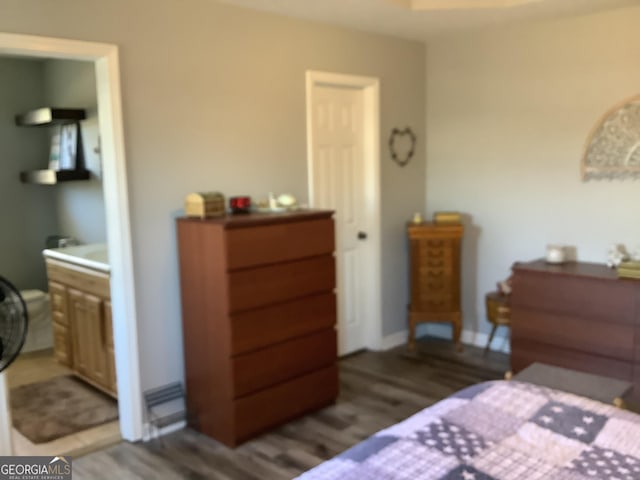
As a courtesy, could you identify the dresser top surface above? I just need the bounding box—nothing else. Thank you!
[177,209,333,228]
[512,259,621,281]
[407,222,463,237]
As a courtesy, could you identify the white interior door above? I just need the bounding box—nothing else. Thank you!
[310,84,368,355]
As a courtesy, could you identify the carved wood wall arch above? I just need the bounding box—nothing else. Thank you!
[582,95,640,181]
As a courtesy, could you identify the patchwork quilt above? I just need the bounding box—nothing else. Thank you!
[296,380,640,480]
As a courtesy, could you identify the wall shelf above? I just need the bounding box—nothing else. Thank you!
[15,107,86,127]
[20,169,91,185]
[16,107,89,185]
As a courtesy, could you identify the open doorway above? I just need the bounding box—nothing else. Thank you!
[1,56,119,455]
[0,33,143,455]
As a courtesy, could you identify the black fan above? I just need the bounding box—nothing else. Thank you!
[0,276,28,372]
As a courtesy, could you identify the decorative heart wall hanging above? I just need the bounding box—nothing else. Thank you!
[389,127,416,167]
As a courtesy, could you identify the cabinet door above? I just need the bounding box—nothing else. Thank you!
[52,322,72,367]
[49,281,73,367]
[69,289,91,377]
[69,290,109,388]
[84,294,109,388]
[49,281,69,326]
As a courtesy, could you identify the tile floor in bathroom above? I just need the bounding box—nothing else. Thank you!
[6,349,121,457]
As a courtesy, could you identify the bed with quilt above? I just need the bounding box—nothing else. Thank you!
[296,380,640,480]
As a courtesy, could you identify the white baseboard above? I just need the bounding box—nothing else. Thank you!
[142,420,186,442]
[381,330,408,350]
[381,326,510,354]
[458,328,511,354]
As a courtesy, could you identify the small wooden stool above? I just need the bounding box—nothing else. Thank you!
[485,291,510,352]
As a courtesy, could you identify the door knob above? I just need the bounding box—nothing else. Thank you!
[357,231,368,240]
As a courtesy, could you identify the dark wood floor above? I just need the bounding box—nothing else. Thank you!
[74,337,509,479]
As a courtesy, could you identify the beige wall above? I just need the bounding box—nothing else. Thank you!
[0,0,425,388]
[43,59,107,244]
[0,57,57,291]
[425,6,640,343]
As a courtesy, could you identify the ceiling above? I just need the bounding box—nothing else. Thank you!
[216,0,639,41]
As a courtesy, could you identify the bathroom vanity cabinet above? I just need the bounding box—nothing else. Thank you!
[45,258,117,397]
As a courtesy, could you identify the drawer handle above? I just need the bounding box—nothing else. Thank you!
[428,270,444,277]
[428,282,444,289]
[427,259,444,267]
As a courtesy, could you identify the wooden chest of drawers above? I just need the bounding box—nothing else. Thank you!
[511,260,640,402]
[176,210,338,446]
[407,222,463,350]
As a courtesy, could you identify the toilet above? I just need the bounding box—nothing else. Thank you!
[20,289,53,353]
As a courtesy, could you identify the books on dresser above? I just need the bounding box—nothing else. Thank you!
[617,261,640,279]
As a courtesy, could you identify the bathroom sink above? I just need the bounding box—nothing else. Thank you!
[43,243,110,273]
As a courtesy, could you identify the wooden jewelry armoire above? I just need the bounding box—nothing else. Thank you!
[407,222,463,350]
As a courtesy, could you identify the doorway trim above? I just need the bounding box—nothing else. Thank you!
[305,70,383,351]
[0,32,143,451]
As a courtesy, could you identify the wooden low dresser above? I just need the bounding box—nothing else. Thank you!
[176,210,338,447]
[510,259,640,402]
[407,222,463,350]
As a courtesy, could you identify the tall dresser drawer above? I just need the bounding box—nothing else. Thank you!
[228,255,336,312]
[413,294,454,312]
[226,218,335,269]
[233,329,336,397]
[234,364,338,444]
[231,292,336,355]
[416,243,453,260]
[511,308,635,361]
[512,272,635,324]
[511,338,634,382]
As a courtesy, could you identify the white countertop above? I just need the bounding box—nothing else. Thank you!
[43,243,110,273]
